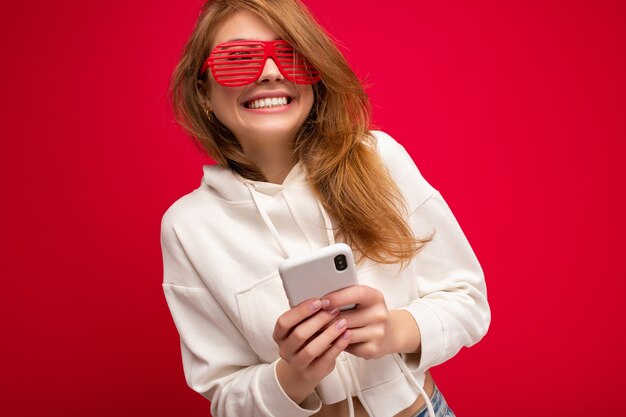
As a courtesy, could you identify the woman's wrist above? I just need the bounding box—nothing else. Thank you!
[388,309,422,354]
[276,358,319,405]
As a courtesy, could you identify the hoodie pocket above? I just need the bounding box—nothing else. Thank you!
[235,274,290,363]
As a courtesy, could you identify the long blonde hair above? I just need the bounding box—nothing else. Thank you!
[170,0,431,264]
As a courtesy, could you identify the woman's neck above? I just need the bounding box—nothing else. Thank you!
[243,141,296,184]
[259,158,296,184]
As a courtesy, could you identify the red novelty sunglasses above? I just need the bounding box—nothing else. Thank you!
[199,40,320,87]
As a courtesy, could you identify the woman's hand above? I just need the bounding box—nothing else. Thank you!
[322,285,422,360]
[273,298,352,405]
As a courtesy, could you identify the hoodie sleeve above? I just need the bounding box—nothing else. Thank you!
[372,130,491,373]
[161,209,322,417]
[401,191,491,374]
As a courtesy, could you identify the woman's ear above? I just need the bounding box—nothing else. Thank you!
[197,78,212,111]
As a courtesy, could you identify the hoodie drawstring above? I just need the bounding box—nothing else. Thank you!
[282,189,316,251]
[335,358,356,417]
[245,182,292,258]
[246,182,435,417]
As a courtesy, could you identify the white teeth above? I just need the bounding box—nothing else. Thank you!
[247,97,289,109]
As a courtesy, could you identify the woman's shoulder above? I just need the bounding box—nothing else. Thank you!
[160,187,208,238]
[370,130,420,166]
[369,129,402,156]
[369,130,437,212]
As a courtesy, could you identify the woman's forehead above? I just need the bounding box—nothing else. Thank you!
[210,11,280,50]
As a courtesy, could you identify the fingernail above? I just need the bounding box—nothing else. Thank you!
[329,307,340,316]
[335,319,347,330]
[309,300,322,311]
[321,299,331,309]
[341,330,351,340]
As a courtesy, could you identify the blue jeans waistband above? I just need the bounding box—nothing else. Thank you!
[411,384,455,417]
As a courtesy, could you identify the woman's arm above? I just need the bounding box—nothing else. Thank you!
[161,215,326,417]
[321,192,490,367]
[398,190,491,373]
[322,131,490,366]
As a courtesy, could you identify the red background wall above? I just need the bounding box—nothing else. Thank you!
[1,0,624,415]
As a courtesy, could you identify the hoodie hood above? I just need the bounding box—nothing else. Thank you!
[201,161,308,201]
[201,160,332,259]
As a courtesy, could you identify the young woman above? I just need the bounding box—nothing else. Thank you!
[162,1,490,416]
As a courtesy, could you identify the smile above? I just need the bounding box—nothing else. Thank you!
[244,96,292,109]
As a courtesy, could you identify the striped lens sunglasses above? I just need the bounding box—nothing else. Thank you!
[199,39,321,87]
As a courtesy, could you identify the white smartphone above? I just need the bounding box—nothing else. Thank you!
[279,243,359,311]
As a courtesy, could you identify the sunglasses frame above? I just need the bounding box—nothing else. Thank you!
[199,39,320,87]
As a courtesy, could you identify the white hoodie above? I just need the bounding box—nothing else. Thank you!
[161,131,491,417]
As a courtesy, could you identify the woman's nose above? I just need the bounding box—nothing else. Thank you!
[256,57,284,83]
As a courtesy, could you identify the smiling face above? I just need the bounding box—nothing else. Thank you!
[198,11,315,163]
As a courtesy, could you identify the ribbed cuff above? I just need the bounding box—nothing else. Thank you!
[400,302,444,374]
[255,359,322,416]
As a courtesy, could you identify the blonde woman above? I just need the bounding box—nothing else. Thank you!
[162,1,490,416]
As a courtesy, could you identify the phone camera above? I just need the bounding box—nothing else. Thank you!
[334,254,348,271]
